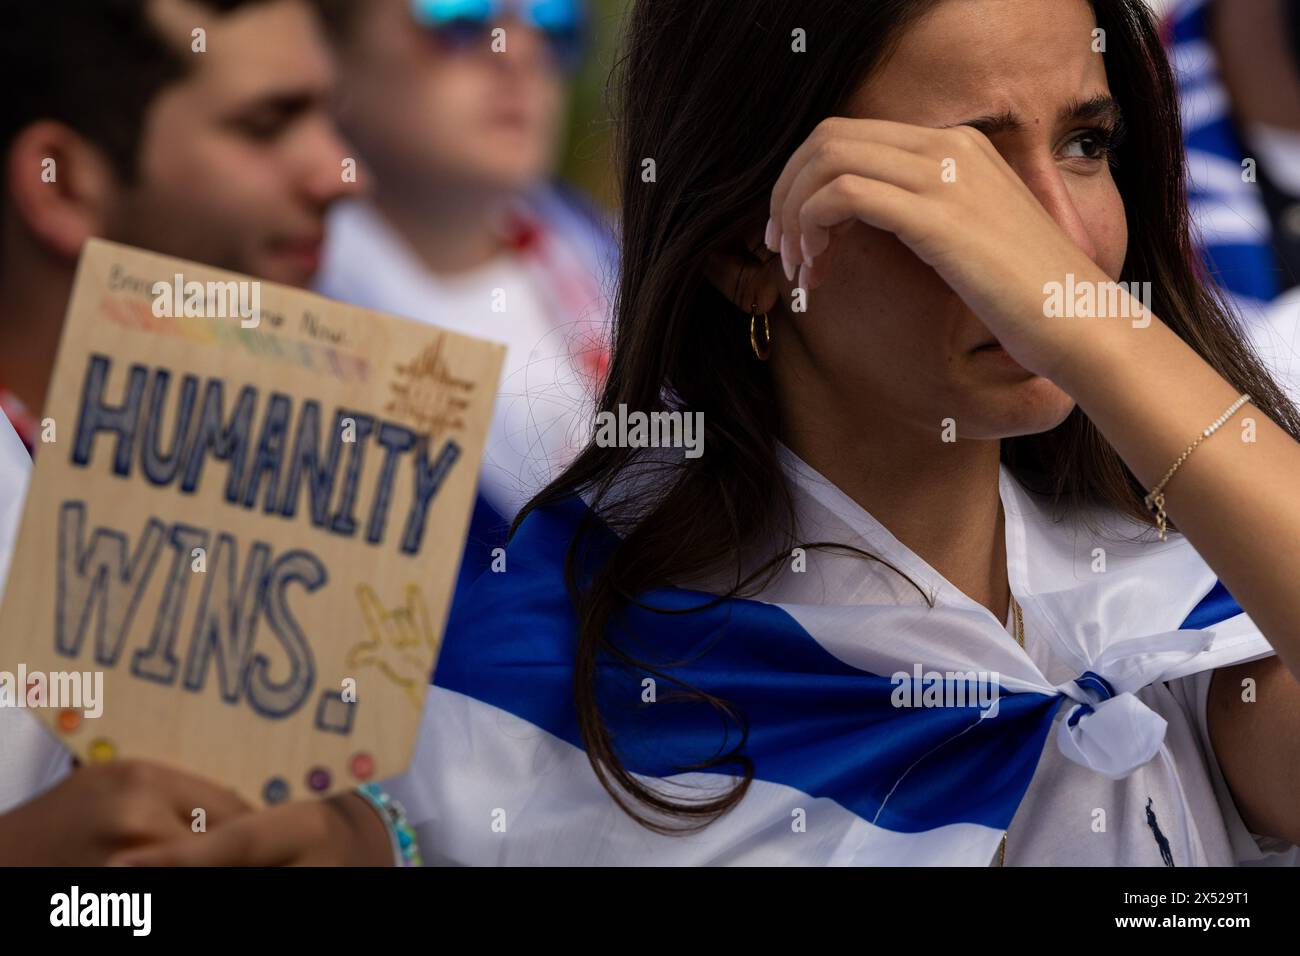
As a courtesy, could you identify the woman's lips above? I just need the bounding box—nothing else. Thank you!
[270,237,323,278]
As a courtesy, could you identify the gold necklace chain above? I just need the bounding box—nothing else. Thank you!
[997,595,1026,868]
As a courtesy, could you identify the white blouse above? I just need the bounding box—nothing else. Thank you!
[771,445,1296,865]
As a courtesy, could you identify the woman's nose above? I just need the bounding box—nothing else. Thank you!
[1018,162,1100,263]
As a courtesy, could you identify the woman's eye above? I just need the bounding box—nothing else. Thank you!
[1061,128,1115,162]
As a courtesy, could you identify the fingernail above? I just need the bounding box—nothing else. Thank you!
[764,217,779,253]
[797,263,809,293]
[800,235,813,267]
[780,235,796,282]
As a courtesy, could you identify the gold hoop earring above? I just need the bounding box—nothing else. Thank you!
[749,305,771,361]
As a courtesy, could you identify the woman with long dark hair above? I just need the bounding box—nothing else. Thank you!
[115,0,1300,866]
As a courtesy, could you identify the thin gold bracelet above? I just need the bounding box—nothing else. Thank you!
[1143,393,1251,541]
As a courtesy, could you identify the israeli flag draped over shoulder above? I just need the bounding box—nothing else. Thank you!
[384,444,1276,866]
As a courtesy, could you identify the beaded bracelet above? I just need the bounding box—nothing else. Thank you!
[1143,393,1250,541]
[355,783,423,867]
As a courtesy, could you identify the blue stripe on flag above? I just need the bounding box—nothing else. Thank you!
[1179,579,1243,630]
[437,496,1063,835]
[447,491,510,628]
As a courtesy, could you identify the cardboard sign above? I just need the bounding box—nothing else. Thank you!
[0,239,504,804]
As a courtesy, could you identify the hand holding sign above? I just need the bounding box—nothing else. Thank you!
[106,785,392,867]
[0,759,251,866]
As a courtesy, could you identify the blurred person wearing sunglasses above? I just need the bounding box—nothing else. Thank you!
[315,0,615,614]
[0,0,392,865]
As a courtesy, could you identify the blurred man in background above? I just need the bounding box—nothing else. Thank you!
[315,0,615,612]
[0,0,360,851]
[0,0,360,452]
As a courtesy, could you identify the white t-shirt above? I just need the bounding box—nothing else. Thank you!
[1000,603,1296,865]
[0,411,72,814]
[719,447,1298,866]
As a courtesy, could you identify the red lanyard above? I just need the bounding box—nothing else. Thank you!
[498,204,611,388]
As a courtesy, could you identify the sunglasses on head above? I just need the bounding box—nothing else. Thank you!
[410,0,587,72]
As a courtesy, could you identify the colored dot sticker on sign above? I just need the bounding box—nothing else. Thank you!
[350,752,375,781]
[87,739,115,763]
[57,709,82,733]
[307,767,331,792]
[263,777,290,804]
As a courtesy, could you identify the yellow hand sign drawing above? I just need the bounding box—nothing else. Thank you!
[347,583,438,710]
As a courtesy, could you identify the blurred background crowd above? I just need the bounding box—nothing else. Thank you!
[0,0,1297,633]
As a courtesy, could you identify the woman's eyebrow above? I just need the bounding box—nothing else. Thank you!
[941,108,1021,136]
[941,94,1124,135]
[1060,93,1124,128]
